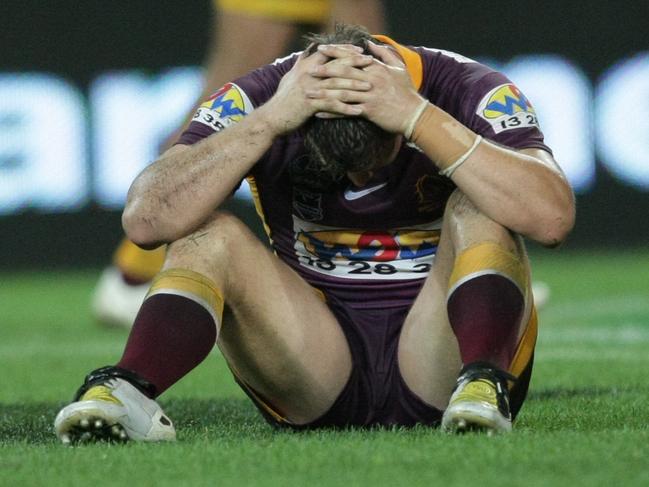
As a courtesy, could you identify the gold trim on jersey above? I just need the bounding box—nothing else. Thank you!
[227,362,291,424]
[246,176,275,249]
[372,35,424,91]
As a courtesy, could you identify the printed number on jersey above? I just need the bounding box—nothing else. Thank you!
[293,216,441,281]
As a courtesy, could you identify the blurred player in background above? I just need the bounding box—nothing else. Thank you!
[56,24,574,442]
[92,0,386,328]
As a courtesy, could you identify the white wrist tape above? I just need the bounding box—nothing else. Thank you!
[404,98,429,140]
[438,135,483,178]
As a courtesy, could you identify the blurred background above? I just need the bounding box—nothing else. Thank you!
[1,0,648,270]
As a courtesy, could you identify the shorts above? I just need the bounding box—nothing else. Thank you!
[216,0,330,24]
[234,293,536,430]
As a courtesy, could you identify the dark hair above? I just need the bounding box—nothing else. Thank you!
[298,24,395,190]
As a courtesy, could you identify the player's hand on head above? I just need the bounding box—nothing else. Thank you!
[265,44,370,134]
[352,41,425,134]
[306,47,374,114]
[307,41,426,134]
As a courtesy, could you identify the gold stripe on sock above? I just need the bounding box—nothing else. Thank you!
[114,238,166,282]
[448,242,528,297]
[146,269,224,326]
[509,306,538,378]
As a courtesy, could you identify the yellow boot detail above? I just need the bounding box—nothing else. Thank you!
[80,385,123,406]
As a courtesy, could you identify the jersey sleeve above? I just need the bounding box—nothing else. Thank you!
[458,70,552,153]
[176,81,255,146]
[417,48,551,154]
[176,53,299,147]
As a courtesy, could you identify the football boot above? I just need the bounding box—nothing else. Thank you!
[54,366,175,444]
[441,362,515,434]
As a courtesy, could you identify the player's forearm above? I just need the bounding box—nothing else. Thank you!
[448,144,575,246]
[411,104,575,246]
[123,106,277,247]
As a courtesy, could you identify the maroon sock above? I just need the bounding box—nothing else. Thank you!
[117,294,217,396]
[447,274,524,370]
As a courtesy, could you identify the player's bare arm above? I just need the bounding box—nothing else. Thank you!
[122,108,278,248]
[445,144,575,246]
[123,45,373,248]
[309,42,575,246]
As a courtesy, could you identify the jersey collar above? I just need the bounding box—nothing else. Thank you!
[372,35,424,91]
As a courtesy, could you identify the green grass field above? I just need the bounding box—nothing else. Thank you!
[2,250,649,486]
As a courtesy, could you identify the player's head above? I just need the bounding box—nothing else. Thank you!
[302,24,398,188]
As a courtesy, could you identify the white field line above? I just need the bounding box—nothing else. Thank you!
[3,327,646,361]
[540,294,649,321]
[3,296,648,360]
[537,294,649,356]
[539,324,649,344]
[537,348,649,362]
[0,341,224,360]
[0,341,124,359]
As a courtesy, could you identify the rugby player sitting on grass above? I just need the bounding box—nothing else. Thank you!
[55,24,575,442]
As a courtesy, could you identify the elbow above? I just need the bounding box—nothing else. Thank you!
[122,197,171,249]
[534,198,576,248]
[122,203,158,249]
[122,194,193,248]
[537,215,574,248]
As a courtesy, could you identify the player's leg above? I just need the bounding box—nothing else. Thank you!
[56,211,351,443]
[158,211,352,424]
[398,190,534,433]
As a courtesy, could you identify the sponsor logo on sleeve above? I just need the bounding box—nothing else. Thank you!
[192,82,254,132]
[476,83,539,133]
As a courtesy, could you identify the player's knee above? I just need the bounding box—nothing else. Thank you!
[166,210,252,261]
[443,190,482,224]
[442,190,514,246]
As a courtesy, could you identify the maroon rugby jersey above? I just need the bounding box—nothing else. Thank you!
[178,37,551,308]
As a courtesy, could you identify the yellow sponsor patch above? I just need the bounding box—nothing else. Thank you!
[476,83,539,133]
[193,82,253,132]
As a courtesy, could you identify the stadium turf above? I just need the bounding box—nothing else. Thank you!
[1,250,649,486]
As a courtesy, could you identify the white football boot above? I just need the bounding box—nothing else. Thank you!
[54,377,176,444]
[91,267,149,329]
[441,363,514,435]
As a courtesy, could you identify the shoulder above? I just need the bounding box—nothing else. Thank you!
[233,52,301,106]
[413,45,498,94]
[412,45,551,152]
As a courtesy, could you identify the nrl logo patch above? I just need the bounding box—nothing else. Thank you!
[293,188,323,222]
